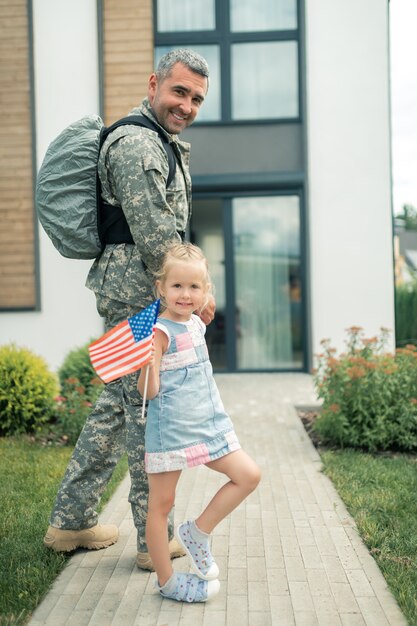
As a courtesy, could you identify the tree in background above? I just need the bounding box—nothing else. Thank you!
[396,203,417,230]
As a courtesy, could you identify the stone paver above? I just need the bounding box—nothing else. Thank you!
[29,374,408,626]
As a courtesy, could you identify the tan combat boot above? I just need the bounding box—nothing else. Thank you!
[43,524,119,552]
[136,538,186,571]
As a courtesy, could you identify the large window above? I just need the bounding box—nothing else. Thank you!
[230,0,297,31]
[231,41,298,119]
[156,0,216,32]
[154,0,299,123]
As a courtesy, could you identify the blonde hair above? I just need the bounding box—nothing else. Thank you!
[155,242,213,309]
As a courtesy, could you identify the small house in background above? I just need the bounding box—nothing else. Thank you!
[0,0,395,372]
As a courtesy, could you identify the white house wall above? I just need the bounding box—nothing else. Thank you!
[305,0,395,357]
[0,0,103,372]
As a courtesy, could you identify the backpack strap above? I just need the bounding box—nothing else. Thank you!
[100,115,177,187]
[98,114,177,246]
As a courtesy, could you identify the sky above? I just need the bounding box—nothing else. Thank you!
[389,0,417,216]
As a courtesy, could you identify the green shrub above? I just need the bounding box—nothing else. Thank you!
[395,279,417,347]
[313,327,417,452]
[0,344,58,436]
[58,340,103,400]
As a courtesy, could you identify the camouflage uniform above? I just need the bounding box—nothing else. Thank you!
[49,99,192,552]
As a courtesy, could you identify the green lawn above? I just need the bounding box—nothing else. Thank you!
[321,449,417,626]
[0,437,128,626]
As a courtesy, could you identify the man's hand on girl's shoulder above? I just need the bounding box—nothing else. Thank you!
[198,294,216,325]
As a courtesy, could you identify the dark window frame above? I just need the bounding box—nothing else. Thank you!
[153,0,302,125]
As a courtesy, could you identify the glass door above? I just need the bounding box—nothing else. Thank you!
[191,194,304,371]
[232,196,302,369]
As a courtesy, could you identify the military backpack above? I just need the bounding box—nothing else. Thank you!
[36,114,176,259]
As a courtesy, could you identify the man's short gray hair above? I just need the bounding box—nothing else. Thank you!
[156,48,209,83]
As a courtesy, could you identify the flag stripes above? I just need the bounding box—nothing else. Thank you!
[89,300,160,383]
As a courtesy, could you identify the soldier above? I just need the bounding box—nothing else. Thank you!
[44,49,214,571]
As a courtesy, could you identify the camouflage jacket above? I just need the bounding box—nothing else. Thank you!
[85,98,192,308]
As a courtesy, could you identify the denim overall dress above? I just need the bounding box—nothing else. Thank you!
[145,315,240,473]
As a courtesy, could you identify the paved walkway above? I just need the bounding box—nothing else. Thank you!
[29,374,408,626]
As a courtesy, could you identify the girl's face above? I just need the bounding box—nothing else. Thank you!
[157,260,208,322]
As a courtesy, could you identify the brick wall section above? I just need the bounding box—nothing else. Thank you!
[103,0,154,125]
[0,0,36,309]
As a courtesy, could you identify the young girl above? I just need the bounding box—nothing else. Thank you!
[138,243,260,603]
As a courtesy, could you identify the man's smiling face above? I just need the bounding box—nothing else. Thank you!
[148,62,208,134]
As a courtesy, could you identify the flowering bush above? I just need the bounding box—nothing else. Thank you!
[51,341,104,444]
[54,377,100,444]
[312,327,417,452]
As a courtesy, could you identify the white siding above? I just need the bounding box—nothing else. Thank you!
[305,0,395,356]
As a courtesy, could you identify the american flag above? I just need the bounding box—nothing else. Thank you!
[89,299,160,383]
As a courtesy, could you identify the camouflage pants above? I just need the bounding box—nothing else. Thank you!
[49,294,174,552]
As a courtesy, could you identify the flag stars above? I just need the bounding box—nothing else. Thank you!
[128,301,160,343]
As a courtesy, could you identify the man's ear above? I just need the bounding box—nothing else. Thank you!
[148,73,158,103]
